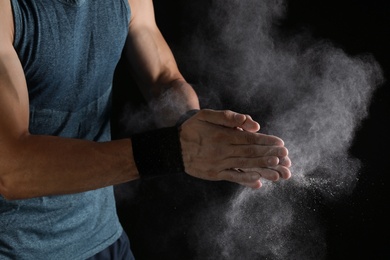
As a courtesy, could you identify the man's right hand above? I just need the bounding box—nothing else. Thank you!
[179,109,292,189]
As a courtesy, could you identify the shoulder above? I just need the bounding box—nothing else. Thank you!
[0,0,14,49]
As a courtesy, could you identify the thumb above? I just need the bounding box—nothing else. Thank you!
[241,114,260,132]
[196,109,259,130]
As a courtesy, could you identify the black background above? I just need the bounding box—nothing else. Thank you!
[112,0,390,259]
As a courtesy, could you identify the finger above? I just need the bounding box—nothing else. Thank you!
[228,145,289,158]
[237,179,263,189]
[240,167,289,180]
[217,162,291,181]
[224,128,285,146]
[218,168,262,184]
[221,156,281,170]
[219,168,282,187]
[278,156,292,167]
[238,167,291,181]
[268,165,291,179]
[245,168,281,181]
[196,109,257,130]
[241,114,260,133]
[190,110,285,146]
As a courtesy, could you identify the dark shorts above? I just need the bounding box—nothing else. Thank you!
[87,231,135,260]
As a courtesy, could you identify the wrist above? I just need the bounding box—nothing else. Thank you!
[175,109,200,127]
[131,126,185,178]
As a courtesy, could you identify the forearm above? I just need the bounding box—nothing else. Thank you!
[0,135,137,200]
[125,0,199,127]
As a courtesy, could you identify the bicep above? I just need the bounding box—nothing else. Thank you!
[0,1,30,140]
[0,50,30,139]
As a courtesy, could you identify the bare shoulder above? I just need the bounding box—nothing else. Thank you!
[0,0,14,49]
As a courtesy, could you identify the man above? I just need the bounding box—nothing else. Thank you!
[0,0,291,259]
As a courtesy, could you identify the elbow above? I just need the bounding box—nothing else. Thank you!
[0,168,28,201]
[0,179,24,201]
[0,176,14,201]
[0,134,32,200]
[0,155,24,201]
[0,157,11,199]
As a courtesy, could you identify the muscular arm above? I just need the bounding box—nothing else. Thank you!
[0,50,139,199]
[123,0,291,186]
[0,1,291,200]
[0,1,139,200]
[125,0,200,127]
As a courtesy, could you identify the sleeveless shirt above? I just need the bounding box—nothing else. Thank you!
[0,0,131,259]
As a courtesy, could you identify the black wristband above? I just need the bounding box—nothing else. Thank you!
[131,126,185,178]
[175,109,200,127]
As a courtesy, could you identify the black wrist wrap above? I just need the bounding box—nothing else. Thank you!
[131,126,185,178]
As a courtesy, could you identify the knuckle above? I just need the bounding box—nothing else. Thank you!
[222,110,233,120]
[267,156,279,166]
[235,158,247,168]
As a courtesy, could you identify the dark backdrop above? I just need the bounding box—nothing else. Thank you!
[112,1,390,259]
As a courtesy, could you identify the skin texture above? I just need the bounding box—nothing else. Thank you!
[0,0,291,200]
[180,110,291,189]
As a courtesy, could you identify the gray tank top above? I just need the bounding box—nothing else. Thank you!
[0,0,131,259]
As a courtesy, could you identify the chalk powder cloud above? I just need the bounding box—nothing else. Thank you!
[171,0,384,259]
[117,0,384,258]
